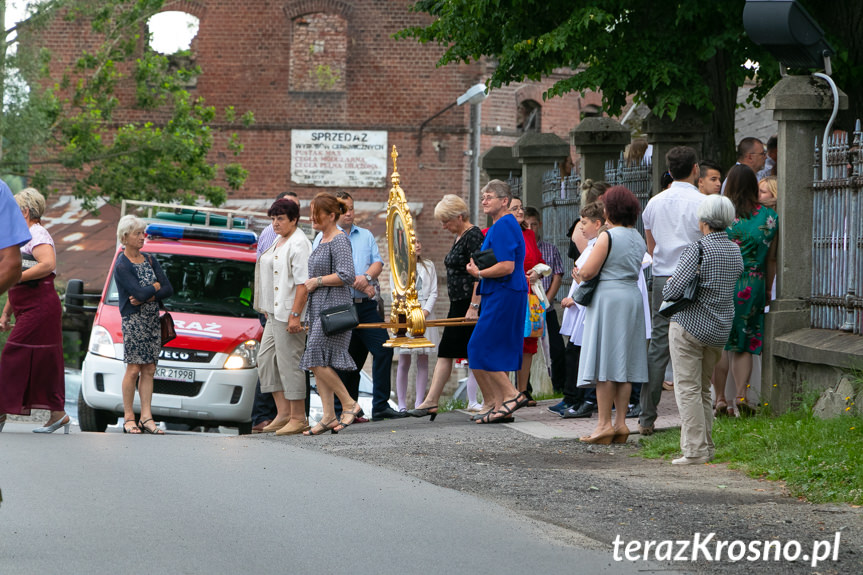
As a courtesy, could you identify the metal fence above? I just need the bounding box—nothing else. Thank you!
[540,165,582,299]
[505,171,523,198]
[604,154,653,237]
[810,121,863,334]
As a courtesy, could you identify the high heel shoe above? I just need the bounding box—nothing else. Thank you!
[303,418,340,436]
[612,427,630,444]
[138,418,165,435]
[338,404,365,428]
[406,405,438,422]
[33,414,71,434]
[579,430,615,445]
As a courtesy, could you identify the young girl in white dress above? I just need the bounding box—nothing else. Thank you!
[394,240,439,411]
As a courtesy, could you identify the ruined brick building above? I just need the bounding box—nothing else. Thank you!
[36,0,601,300]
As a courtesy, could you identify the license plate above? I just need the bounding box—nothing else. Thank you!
[155,367,195,383]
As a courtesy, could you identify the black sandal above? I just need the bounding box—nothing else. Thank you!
[338,404,364,429]
[138,418,164,435]
[487,393,529,423]
[304,419,340,436]
[475,410,500,424]
[123,419,141,434]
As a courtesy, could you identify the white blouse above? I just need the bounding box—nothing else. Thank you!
[254,227,312,322]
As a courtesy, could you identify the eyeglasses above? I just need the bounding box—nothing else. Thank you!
[510,205,524,212]
[480,195,502,203]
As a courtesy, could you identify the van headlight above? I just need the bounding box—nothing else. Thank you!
[224,340,258,369]
[88,325,116,358]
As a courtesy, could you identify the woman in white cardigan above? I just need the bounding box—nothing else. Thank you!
[253,198,313,435]
[393,239,439,411]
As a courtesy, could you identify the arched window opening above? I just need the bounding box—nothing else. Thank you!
[517,99,542,133]
[148,11,200,55]
[289,12,347,93]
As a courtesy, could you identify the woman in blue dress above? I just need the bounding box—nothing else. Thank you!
[466,180,529,424]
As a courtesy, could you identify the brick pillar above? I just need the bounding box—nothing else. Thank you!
[480,146,520,182]
[511,132,569,209]
[569,117,630,183]
[761,75,848,411]
[644,108,707,196]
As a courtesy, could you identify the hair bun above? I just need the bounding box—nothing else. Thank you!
[581,178,594,192]
[336,197,348,214]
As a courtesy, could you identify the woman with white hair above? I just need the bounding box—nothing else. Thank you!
[409,194,484,419]
[113,214,174,434]
[662,195,743,465]
[0,188,70,433]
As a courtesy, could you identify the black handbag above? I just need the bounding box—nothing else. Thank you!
[320,303,359,335]
[658,242,703,318]
[573,231,612,306]
[471,248,498,270]
[318,245,360,335]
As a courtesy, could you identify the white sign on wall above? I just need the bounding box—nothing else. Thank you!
[291,130,388,188]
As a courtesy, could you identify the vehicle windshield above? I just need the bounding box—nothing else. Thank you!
[106,253,257,318]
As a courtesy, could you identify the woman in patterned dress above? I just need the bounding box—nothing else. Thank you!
[0,188,69,433]
[114,215,174,434]
[711,165,778,416]
[300,192,363,435]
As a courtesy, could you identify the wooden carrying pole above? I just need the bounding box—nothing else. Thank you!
[356,317,477,330]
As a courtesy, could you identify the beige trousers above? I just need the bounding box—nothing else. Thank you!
[257,318,306,399]
[669,322,722,458]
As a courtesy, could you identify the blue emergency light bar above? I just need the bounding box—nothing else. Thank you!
[145,223,258,245]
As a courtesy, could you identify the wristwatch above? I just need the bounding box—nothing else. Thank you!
[470,303,480,310]
[290,311,300,318]
[364,273,374,283]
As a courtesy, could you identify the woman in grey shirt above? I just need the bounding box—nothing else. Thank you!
[663,195,743,465]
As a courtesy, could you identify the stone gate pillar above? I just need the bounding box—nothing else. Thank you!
[761,75,847,411]
[480,146,520,182]
[511,132,569,209]
[644,108,707,195]
[569,117,630,183]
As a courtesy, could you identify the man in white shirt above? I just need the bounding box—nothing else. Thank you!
[639,146,707,435]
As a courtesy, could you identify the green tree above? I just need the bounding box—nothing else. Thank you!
[399,1,860,168]
[1,0,252,209]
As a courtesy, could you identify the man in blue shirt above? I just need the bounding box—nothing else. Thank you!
[314,191,401,420]
[0,181,31,294]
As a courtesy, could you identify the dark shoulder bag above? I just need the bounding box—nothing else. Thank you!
[146,254,176,346]
[658,241,703,318]
[320,240,360,336]
[573,231,613,306]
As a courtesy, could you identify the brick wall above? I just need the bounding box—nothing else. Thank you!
[35,0,603,306]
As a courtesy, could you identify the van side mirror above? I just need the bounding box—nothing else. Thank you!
[65,279,99,313]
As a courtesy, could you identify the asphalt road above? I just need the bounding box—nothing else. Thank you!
[0,422,680,575]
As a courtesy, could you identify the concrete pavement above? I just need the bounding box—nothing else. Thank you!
[0,423,685,575]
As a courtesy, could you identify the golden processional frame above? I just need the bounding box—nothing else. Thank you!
[358,146,474,348]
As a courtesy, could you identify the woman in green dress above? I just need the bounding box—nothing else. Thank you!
[712,165,778,416]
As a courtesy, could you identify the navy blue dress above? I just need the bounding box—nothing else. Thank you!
[467,214,527,371]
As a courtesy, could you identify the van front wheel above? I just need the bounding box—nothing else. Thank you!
[77,387,114,432]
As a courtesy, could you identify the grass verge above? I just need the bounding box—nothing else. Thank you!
[638,409,863,505]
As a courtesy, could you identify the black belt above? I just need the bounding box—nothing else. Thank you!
[353,297,371,303]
